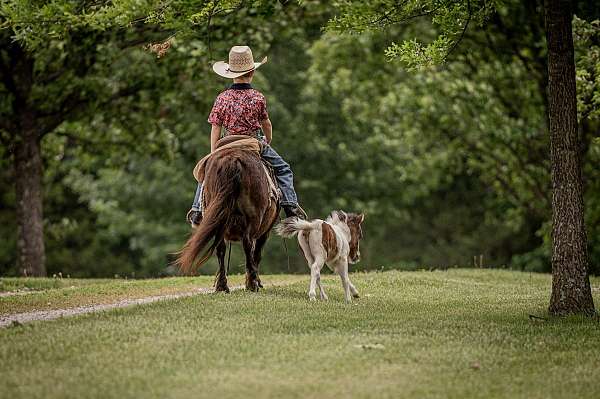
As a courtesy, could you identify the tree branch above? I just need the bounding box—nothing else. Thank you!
[38,82,145,139]
[443,0,472,62]
[54,131,146,155]
[438,126,547,217]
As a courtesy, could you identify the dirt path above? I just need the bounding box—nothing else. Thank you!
[0,285,247,328]
[0,290,39,298]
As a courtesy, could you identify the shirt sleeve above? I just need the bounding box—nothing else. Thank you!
[207,95,223,125]
[258,95,269,121]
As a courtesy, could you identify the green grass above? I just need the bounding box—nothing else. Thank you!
[0,274,305,315]
[0,277,113,292]
[1,269,599,399]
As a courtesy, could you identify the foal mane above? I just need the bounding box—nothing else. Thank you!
[326,210,348,226]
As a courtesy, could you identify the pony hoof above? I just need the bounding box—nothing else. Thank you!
[245,283,260,292]
[352,293,360,299]
[215,285,230,293]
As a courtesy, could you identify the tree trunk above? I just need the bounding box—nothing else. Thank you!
[545,0,595,315]
[14,120,46,277]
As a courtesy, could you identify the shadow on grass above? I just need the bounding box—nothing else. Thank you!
[260,285,308,301]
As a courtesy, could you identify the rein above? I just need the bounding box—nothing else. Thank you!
[226,241,232,275]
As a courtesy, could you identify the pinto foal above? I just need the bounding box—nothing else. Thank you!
[276,211,364,303]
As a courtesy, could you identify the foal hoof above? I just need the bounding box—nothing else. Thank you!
[352,293,360,299]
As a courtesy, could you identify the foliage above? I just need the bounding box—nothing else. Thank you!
[574,16,600,270]
[291,27,546,269]
[0,1,599,276]
[319,0,600,273]
[327,0,498,69]
[0,0,284,276]
[575,17,600,121]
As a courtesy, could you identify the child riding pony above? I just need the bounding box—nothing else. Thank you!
[186,45,306,227]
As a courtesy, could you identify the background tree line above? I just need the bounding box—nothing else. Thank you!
[1,0,599,288]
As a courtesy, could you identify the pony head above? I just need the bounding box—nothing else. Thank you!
[329,210,365,264]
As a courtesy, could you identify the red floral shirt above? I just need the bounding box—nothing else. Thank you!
[207,83,269,135]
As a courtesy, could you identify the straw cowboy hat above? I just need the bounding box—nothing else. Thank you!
[213,45,267,79]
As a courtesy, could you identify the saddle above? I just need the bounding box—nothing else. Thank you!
[192,135,280,209]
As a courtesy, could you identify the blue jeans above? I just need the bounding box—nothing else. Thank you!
[191,144,299,211]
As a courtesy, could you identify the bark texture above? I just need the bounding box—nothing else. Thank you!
[14,125,46,277]
[545,0,595,315]
[5,43,47,277]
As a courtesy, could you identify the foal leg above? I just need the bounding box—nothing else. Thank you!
[316,273,328,300]
[214,240,229,293]
[308,257,324,301]
[336,258,352,303]
[297,232,325,300]
[348,278,360,299]
[243,237,260,292]
[297,232,314,266]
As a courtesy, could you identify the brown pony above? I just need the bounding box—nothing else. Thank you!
[176,148,279,292]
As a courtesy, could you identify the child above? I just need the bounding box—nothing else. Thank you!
[186,45,306,227]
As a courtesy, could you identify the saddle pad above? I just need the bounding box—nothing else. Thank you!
[193,135,262,182]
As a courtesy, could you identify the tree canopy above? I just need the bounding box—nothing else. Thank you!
[0,0,599,294]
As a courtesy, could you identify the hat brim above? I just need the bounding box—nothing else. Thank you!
[212,56,268,78]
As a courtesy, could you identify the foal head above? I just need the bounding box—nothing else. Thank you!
[331,210,365,264]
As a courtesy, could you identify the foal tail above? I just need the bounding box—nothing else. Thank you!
[176,159,242,274]
[275,217,321,238]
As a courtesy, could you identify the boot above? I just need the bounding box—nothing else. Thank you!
[283,204,307,220]
[186,208,202,228]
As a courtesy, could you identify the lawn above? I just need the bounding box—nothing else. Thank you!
[0,276,113,292]
[1,269,599,399]
[0,274,264,315]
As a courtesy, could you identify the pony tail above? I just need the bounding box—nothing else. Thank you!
[176,159,242,274]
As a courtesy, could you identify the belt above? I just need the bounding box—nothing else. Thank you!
[224,129,264,140]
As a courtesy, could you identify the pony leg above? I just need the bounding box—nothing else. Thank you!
[253,233,269,289]
[243,237,260,292]
[214,240,229,293]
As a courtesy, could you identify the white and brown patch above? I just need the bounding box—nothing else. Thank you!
[275,211,365,303]
[321,222,339,261]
